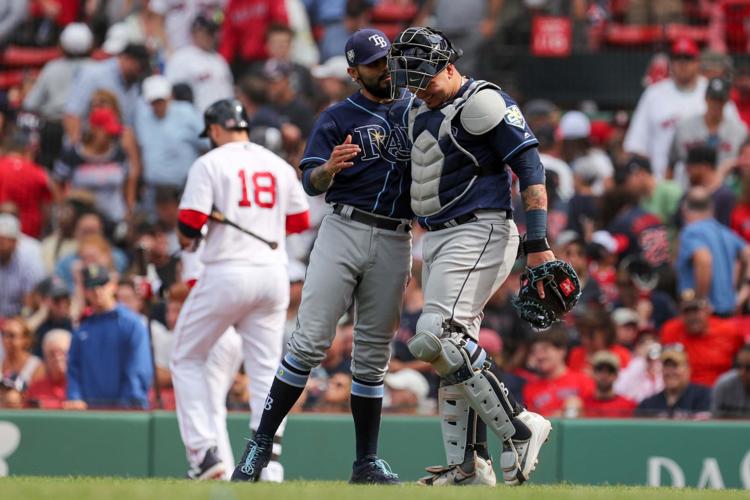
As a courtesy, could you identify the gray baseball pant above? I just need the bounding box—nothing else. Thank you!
[420,212,520,341]
[287,206,412,382]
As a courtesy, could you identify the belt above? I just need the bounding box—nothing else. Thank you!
[333,204,411,233]
[424,210,512,231]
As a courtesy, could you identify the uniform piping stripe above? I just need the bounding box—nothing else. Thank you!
[283,353,310,374]
[275,366,309,388]
[351,381,385,398]
[345,98,391,132]
[502,138,538,162]
[450,224,495,323]
[373,164,395,212]
[301,156,328,164]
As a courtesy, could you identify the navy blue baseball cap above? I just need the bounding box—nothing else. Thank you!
[345,28,390,67]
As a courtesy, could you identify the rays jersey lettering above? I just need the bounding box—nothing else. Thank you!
[300,90,415,219]
[352,124,411,163]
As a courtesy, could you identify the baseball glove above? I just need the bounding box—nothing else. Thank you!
[511,260,581,330]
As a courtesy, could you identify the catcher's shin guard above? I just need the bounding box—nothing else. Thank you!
[408,315,516,444]
[439,384,471,466]
[460,369,516,442]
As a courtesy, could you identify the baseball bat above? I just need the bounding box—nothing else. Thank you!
[210,207,279,250]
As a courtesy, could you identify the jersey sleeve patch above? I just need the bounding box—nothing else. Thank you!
[503,105,527,130]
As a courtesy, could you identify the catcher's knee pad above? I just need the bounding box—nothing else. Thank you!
[411,314,493,380]
[459,369,516,442]
[408,313,487,379]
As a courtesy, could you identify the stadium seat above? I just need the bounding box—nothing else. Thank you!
[0,46,61,67]
[370,1,418,23]
[0,69,40,89]
[665,23,710,44]
[373,23,403,42]
[605,24,663,46]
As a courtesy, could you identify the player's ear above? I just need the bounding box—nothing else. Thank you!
[347,66,359,83]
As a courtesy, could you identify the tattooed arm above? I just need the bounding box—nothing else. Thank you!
[302,134,360,196]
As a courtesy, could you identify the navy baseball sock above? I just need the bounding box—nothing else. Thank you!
[350,377,384,462]
[256,354,310,439]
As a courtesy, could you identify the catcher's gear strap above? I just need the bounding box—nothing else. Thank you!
[408,314,487,381]
[440,384,472,466]
[460,88,507,135]
[511,260,582,330]
[460,369,515,442]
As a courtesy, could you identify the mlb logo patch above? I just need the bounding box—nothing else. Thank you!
[559,277,575,297]
[347,49,356,64]
[504,105,526,130]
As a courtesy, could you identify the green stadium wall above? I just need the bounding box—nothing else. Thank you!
[1,411,749,489]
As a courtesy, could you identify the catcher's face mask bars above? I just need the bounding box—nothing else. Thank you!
[387,27,457,99]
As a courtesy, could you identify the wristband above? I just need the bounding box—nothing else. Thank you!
[525,209,547,240]
[523,237,551,254]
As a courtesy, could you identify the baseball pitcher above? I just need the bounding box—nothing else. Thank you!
[231,29,413,484]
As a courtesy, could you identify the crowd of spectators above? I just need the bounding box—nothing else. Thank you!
[0,0,750,422]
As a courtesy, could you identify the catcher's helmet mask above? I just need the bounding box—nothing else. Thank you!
[199,98,250,138]
[387,27,463,98]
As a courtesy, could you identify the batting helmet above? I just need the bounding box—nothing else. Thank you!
[199,99,250,138]
[387,27,462,96]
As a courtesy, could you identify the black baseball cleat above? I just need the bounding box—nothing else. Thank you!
[231,434,273,482]
[350,456,401,485]
[186,446,225,480]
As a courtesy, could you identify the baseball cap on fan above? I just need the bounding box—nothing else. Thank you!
[345,29,390,67]
[142,75,172,102]
[671,36,699,59]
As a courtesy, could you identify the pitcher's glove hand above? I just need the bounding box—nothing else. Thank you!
[511,260,581,330]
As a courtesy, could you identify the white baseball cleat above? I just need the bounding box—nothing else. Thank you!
[418,453,496,486]
[500,411,552,486]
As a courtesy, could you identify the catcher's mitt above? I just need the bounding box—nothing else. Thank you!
[511,260,581,330]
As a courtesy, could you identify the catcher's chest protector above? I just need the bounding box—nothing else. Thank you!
[408,80,502,217]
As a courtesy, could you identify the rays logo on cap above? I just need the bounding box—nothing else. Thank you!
[368,34,387,48]
[347,49,355,64]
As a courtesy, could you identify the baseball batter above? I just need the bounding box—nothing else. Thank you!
[231,29,412,484]
[387,27,555,486]
[171,98,310,480]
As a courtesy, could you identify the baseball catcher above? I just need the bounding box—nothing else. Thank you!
[388,26,577,487]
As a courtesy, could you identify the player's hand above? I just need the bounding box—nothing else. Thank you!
[324,134,360,175]
[527,250,556,299]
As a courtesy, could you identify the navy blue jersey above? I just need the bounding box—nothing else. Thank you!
[300,90,414,219]
[411,79,541,228]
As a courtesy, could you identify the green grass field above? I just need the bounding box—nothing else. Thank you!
[0,478,747,500]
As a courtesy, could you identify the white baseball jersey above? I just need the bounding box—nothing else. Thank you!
[179,141,309,266]
[149,0,227,51]
[165,46,234,114]
[624,76,741,179]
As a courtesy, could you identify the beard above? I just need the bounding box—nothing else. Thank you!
[360,74,392,99]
